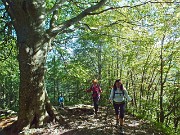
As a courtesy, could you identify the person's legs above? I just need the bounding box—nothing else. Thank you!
[94,102,98,114]
[119,103,125,126]
[119,103,125,133]
[93,98,99,115]
[59,102,62,107]
[113,102,120,125]
[61,102,64,108]
[120,118,124,125]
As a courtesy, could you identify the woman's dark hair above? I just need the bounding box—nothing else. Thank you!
[113,79,123,91]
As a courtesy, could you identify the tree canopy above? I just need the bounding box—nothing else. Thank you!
[0,0,179,134]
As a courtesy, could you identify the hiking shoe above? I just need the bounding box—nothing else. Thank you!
[94,110,98,115]
[120,126,124,134]
[115,120,119,127]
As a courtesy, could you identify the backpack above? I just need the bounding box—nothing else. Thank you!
[113,89,124,99]
[59,97,64,102]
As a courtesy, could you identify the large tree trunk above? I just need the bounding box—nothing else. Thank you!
[1,18,59,135]
[17,33,50,128]
[1,30,60,135]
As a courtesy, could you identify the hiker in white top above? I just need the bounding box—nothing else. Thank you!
[109,79,133,133]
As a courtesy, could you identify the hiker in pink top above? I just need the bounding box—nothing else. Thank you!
[87,79,102,115]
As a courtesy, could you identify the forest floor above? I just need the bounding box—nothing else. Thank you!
[0,104,166,135]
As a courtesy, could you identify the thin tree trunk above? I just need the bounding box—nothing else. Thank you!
[159,35,165,123]
[97,43,102,80]
[53,56,56,104]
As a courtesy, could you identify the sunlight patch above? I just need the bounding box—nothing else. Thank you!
[127,120,140,127]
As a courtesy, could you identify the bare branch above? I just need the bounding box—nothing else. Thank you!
[47,0,107,37]
[150,1,180,4]
[164,104,179,118]
[48,0,68,14]
[78,17,143,34]
[49,10,58,29]
[49,0,69,31]
[89,1,179,15]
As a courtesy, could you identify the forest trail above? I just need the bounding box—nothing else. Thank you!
[0,104,166,135]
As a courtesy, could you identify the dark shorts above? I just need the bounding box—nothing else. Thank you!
[113,101,125,119]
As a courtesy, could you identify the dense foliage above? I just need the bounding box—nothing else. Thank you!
[0,0,179,134]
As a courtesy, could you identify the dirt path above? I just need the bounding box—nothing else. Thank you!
[57,105,165,135]
[0,105,166,135]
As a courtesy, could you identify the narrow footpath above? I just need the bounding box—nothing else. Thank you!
[0,105,166,135]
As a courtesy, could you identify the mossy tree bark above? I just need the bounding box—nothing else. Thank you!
[1,5,58,134]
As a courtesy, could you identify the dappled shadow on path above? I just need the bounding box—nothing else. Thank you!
[0,105,166,135]
[58,105,165,135]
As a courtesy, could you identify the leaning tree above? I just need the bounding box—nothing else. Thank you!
[0,0,107,134]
